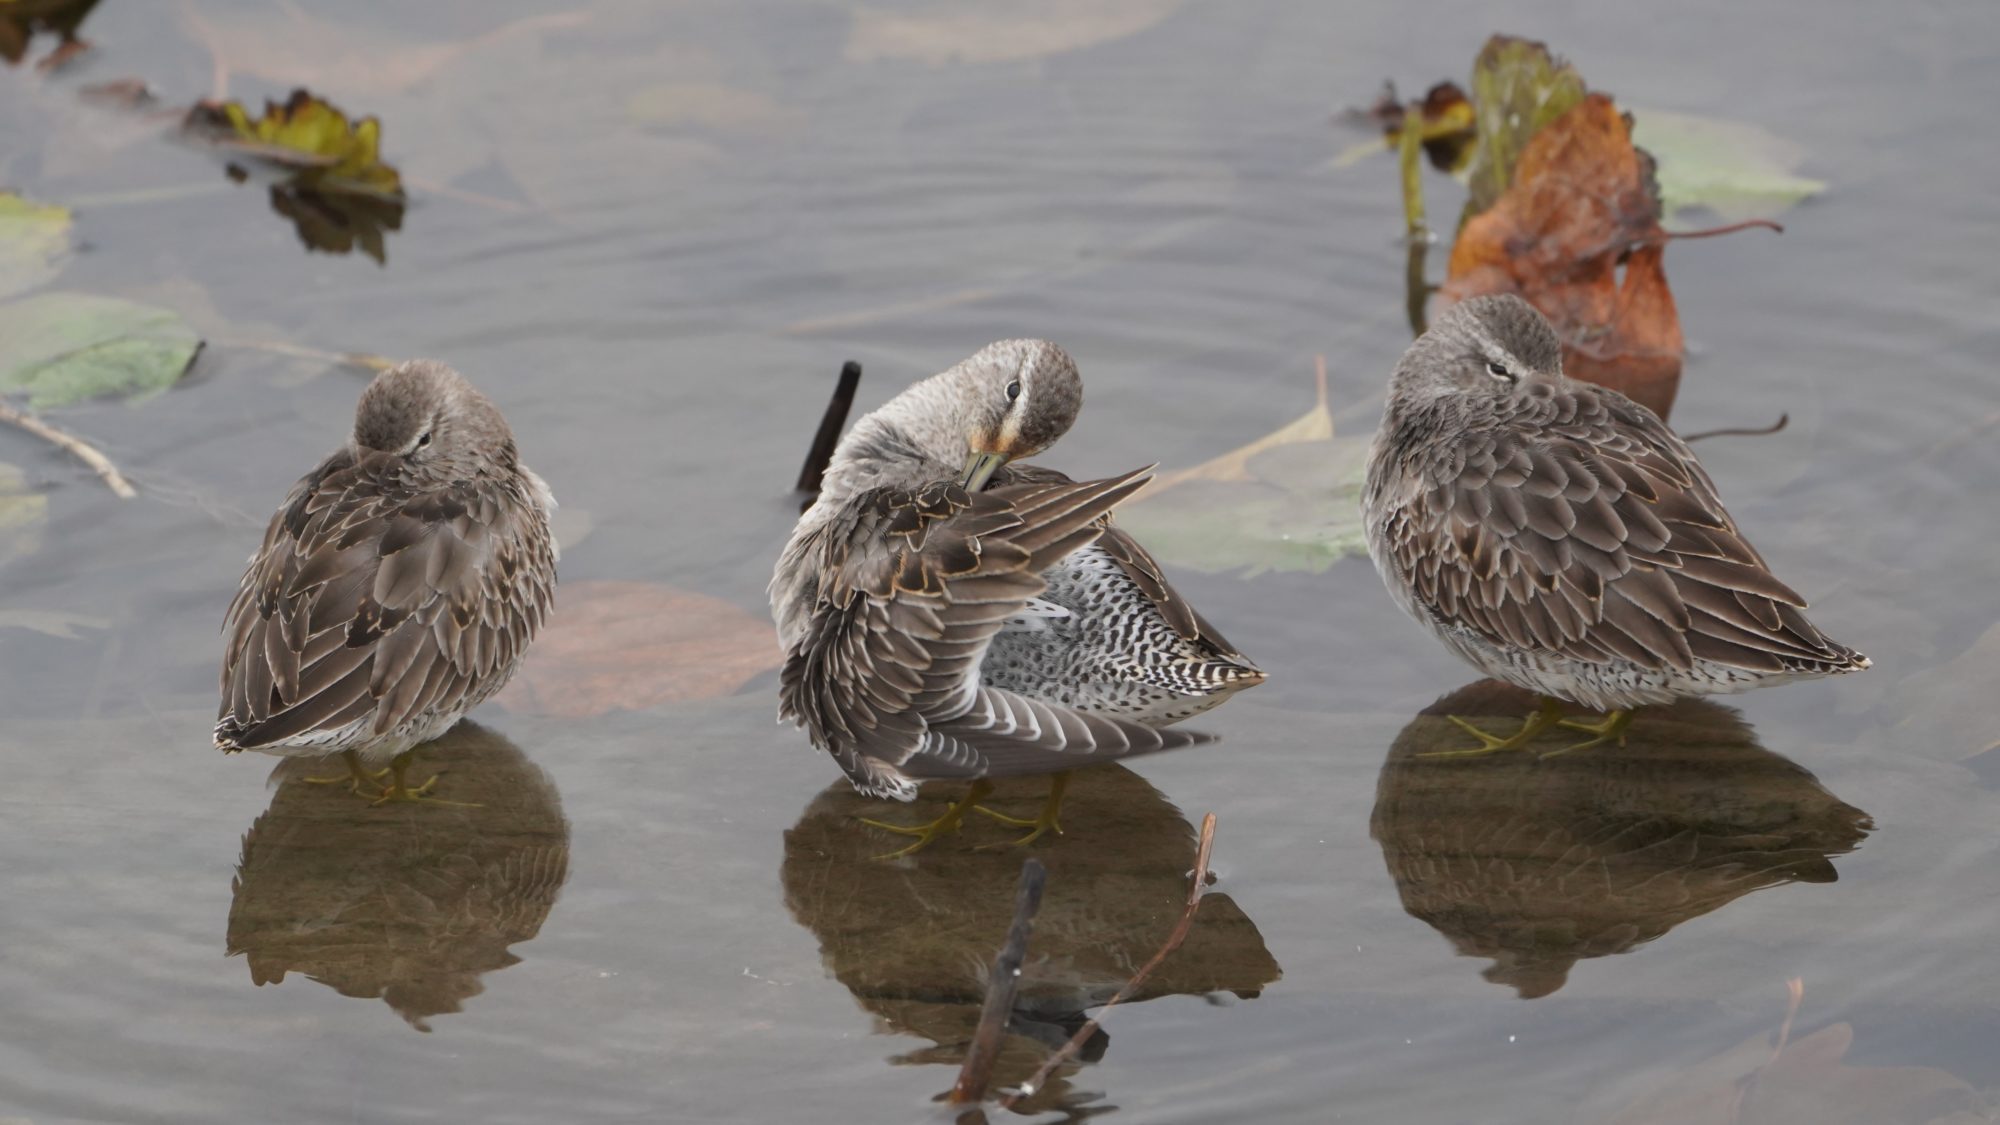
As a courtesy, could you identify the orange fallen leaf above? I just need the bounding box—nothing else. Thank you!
[494,580,779,719]
[1443,92,1685,418]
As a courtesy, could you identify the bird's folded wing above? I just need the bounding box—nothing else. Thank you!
[218,452,551,749]
[781,466,1189,787]
[1389,388,1852,673]
[996,461,1247,658]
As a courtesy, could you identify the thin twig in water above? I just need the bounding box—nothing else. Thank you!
[1683,412,1788,443]
[217,338,397,374]
[948,858,1048,1106]
[997,813,1218,1110]
[0,400,137,499]
[795,360,862,497]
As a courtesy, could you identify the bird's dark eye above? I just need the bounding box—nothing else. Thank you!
[1005,380,1022,402]
[416,430,433,448]
[1485,360,1514,383]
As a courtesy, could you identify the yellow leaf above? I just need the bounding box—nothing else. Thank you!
[1149,356,1332,492]
[189,88,404,199]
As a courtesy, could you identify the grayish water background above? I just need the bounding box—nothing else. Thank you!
[3,0,1999,1121]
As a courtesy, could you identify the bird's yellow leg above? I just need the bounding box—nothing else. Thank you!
[370,750,480,807]
[1421,697,1566,758]
[860,780,994,859]
[1547,709,1634,756]
[304,749,390,793]
[973,772,1069,848]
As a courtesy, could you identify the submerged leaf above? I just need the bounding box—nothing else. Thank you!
[1460,35,1588,222]
[847,0,1182,65]
[0,608,108,638]
[0,192,72,300]
[1599,1021,1991,1125]
[1119,363,1372,576]
[0,461,48,563]
[0,292,203,409]
[493,581,780,719]
[1630,108,1826,226]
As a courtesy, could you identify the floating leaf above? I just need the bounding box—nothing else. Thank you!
[0,292,203,409]
[493,581,780,719]
[0,461,48,563]
[846,0,1182,65]
[0,608,108,638]
[184,89,402,197]
[0,192,72,300]
[1118,363,1372,576]
[1459,35,1588,223]
[1444,93,1685,418]
[1630,108,1826,227]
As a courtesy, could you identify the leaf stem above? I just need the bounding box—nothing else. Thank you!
[1399,103,1428,239]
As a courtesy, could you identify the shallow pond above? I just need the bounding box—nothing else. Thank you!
[3,1,1999,1122]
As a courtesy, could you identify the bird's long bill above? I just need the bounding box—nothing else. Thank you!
[960,449,1008,491]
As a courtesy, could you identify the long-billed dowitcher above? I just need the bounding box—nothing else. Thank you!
[772,340,1260,854]
[1362,295,1866,755]
[216,361,557,801]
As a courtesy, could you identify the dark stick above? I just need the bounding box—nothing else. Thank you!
[794,360,862,496]
[948,857,1048,1106]
[997,814,1218,1110]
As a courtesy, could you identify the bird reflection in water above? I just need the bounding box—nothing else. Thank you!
[227,721,569,1030]
[1371,682,1870,999]
[782,764,1280,1116]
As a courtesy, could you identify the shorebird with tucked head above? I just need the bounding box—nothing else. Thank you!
[772,340,1262,856]
[216,361,558,801]
[1362,295,1867,755]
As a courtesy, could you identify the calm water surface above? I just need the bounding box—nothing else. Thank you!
[3,1,1999,1122]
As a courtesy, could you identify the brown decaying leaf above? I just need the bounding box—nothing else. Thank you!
[1443,93,1685,419]
[493,580,778,719]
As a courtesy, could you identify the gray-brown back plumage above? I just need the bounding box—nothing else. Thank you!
[217,361,557,760]
[1362,295,1866,711]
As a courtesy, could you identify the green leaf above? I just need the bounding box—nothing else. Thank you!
[1459,35,1588,222]
[1629,108,1827,226]
[0,192,72,301]
[1116,368,1373,576]
[0,292,202,409]
[0,461,48,564]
